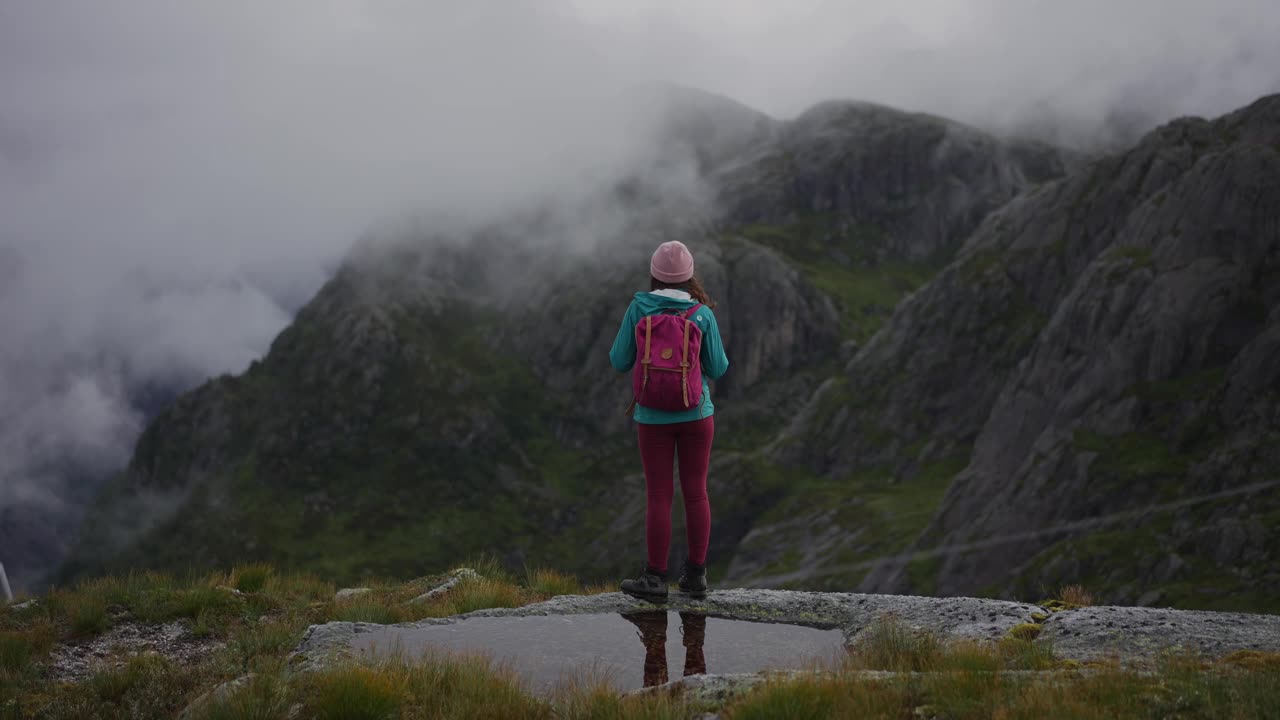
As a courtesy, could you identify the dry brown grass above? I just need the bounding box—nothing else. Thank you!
[1057,584,1096,607]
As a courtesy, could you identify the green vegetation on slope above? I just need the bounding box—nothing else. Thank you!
[1013,501,1280,615]
[65,210,959,594]
[737,455,969,591]
[63,293,651,586]
[733,214,945,342]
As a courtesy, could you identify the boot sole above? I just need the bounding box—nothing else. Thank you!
[621,586,669,603]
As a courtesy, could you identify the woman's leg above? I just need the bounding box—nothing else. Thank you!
[675,416,714,566]
[637,422,677,573]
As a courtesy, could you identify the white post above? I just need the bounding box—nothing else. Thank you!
[0,563,12,604]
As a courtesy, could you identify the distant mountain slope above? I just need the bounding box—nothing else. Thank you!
[737,94,1280,613]
[63,90,1091,595]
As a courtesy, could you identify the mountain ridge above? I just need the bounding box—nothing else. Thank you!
[60,92,1278,614]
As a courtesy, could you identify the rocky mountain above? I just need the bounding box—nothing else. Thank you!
[61,91,1278,613]
[739,94,1280,613]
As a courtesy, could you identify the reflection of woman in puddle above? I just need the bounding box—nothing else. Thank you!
[621,611,708,687]
[609,241,730,602]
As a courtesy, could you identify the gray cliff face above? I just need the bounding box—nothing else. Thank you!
[920,100,1280,604]
[715,101,1069,261]
[759,95,1280,609]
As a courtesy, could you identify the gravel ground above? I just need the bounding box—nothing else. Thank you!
[47,616,224,683]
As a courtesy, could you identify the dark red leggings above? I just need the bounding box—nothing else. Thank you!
[637,417,714,572]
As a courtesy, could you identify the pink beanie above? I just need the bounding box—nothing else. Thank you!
[650,241,695,283]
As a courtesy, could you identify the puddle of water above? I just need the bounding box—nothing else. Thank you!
[351,611,846,693]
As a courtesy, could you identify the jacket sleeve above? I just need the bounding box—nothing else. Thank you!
[609,302,640,372]
[699,309,730,380]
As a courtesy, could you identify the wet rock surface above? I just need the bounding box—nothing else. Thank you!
[351,611,844,693]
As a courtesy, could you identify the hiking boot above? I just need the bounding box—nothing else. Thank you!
[677,561,707,599]
[621,564,669,603]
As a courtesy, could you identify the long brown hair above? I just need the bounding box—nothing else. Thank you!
[651,275,716,309]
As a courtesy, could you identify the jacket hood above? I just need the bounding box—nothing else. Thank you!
[632,290,699,314]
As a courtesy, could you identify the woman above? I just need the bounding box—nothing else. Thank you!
[609,240,729,602]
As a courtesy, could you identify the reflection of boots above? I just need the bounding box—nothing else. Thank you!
[679,612,706,677]
[621,611,669,687]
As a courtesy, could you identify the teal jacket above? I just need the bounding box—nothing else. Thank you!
[609,290,730,424]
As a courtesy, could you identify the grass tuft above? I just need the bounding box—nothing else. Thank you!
[849,617,942,672]
[1220,650,1280,671]
[230,618,309,669]
[450,576,529,613]
[191,670,291,720]
[0,624,55,673]
[457,554,515,585]
[332,594,403,625]
[998,637,1056,670]
[231,563,274,594]
[725,673,903,719]
[87,655,162,702]
[526,568,580,598]
[262,571,334,603]
[1007,623,1043,641]
[166,584,244,622]
[1058,584,1096,607]
[309,664,405,720]
[67,594,111,637]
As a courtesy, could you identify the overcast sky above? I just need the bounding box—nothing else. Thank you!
[1,0,1278,581]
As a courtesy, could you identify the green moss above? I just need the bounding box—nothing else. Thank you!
[1007,623,1043,641]
[1072,430,1187,479]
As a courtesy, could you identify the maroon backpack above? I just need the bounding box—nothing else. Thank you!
[631,304,704,413]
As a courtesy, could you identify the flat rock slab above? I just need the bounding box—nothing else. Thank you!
[292,589,1044,672]
[292,590,1280,678]
[1042,606,1280,661]
[464,589,1044,643]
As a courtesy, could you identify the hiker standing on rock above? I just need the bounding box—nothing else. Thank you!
[609,240,729,602]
